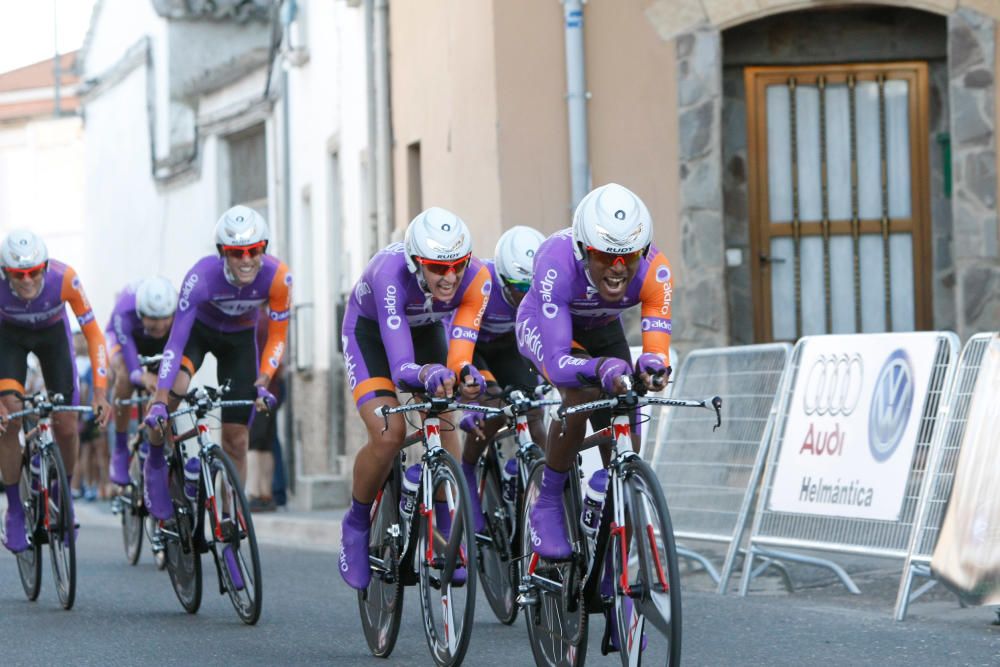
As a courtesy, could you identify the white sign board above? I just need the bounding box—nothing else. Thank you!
[768,333,938,520]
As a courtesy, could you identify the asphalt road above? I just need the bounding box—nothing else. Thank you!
[2,521,997,666]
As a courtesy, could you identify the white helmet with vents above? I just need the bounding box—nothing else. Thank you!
[214,205,270,248]
[494,226,545,287]
[403,207,472,274]
[135,276,177,319]
[571,183,652,260]
[0,230,48,271]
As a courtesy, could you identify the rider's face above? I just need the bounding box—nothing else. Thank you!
[224,250,264,287]
[141,315,173,339]
[586,250,640,302]
[421,264,466,302]
[6,269,45,300]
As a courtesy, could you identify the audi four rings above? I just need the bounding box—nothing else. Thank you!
[802,353,864,417]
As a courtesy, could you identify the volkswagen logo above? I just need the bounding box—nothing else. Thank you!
[801,353,864,417]
[868,349,914,462]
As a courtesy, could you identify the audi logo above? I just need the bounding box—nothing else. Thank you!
[801,353,864,417]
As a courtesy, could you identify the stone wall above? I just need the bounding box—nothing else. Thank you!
[949,8,1000,336]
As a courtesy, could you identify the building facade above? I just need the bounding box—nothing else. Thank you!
[389,0,1000,353]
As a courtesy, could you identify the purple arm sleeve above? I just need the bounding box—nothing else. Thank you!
[371,272,422,389]
[157,269,203,391]
[109,299,141,379]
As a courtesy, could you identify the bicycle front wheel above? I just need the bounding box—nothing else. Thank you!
[478,448,517,625]
[15,454,41,601]
[164,456,202,614]
[359,459,405,657]
[416,452,478,667]
[520,460,588,667]
[43,445,76,610]
[120,467,144,565]
[611,458,682,667]
[206,449,262,625]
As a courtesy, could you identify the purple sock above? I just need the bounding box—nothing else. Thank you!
[540,466,569,498]
[147,444,166,468]
[115,431,129,451]
[5,483,20,507]
[345,498,372,530]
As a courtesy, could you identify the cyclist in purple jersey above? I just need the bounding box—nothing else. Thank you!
[338,207,489,590]
[106,277,176,485]
[516,184,673,651]
[456,227,548,530]
[143,206,291,546]
[0,231,111,552]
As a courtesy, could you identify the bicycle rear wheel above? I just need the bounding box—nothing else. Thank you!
[520,460,588,667]
[359,460,405,657]
[206,449,262,625]
[610,458,682,667]
[416,452,478,667]
[15,454,41,601]
[120,458,144,565]
[164,456,202,614]
[477,448,517,625]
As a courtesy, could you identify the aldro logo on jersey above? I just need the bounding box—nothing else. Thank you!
[178,274,199,311]
[539,268,559,319]
[383,284,401,330]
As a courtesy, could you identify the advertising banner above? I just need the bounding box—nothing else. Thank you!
[931,334,1000,606]
[768,333,938,520]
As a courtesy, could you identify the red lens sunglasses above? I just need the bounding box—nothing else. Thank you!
[586,246,643,266]
[221,241,267,260]
[415,254,471,276]
[4,262,46,280]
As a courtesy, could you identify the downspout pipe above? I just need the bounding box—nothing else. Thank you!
[363,0,379,258]
[373,0,394,245]
[563,0,590,208]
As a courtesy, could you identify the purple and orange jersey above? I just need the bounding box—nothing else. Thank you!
[515,229,673,387]
[0,259,109,390]
[157,255,292,391]
[105,285,162,379]
[343,242,491,404]
[449,261,515,344]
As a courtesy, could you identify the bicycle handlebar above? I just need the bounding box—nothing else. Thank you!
[138,354,164,368]
[4,404,94,422]
[560,386,723,431]
[114,396,149,407]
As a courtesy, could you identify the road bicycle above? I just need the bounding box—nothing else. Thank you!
[111,354,166,568]
[519,374,721,666]
[2,391,93,610]
[149,382,263,624]
[474,384,561,625]
[358,390,500,666]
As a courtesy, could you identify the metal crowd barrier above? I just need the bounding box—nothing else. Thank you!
[739,332,960,599]
[648,343,792,593]
[893,332,994,620]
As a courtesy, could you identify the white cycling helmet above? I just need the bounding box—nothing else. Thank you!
[403,207,473,274]
[571,183,652,260]
[0,230,48,271]
[214,205,270,249]
[494,226,545,287]
[135,276,177,319]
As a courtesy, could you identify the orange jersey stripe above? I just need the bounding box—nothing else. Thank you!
[61,267,109,389]
[446,264,491,374]
[638,252,673,361]
[259,262,292,380]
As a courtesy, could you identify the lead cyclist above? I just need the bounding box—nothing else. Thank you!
[338,207,489,590]
[515,183,673,651]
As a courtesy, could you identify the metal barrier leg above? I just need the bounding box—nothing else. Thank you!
[753,547,861,595]
[893,563,916,621]
[738,546,756,597]
[677,545,721,584]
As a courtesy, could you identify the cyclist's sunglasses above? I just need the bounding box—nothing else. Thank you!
[503,278,531,294]
[221,241,267,260]
[586,246,643,266]
[415,253,471,276]
[4,262,46,280]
